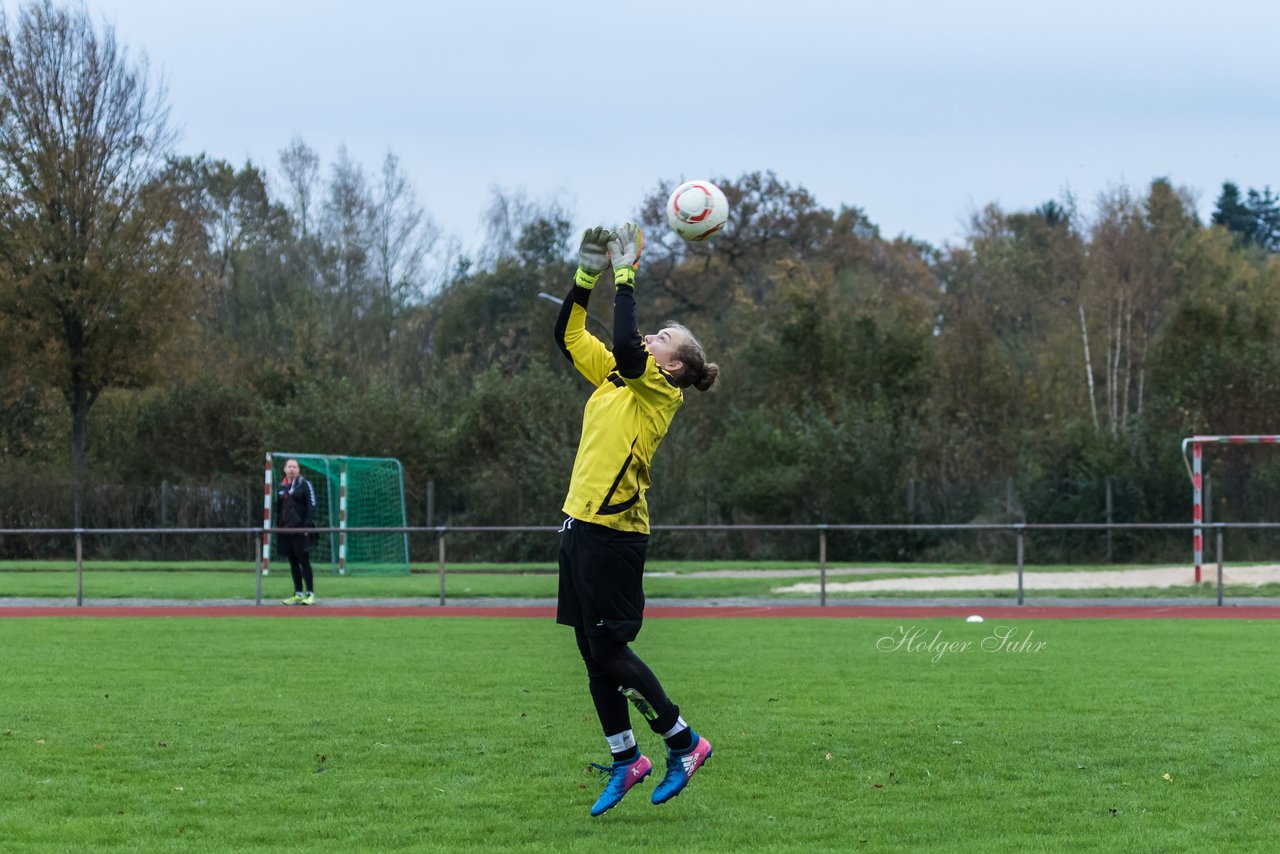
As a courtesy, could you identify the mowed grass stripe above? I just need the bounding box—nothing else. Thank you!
[1,618,1277,851]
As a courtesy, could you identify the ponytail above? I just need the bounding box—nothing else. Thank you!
[668,323,719,392]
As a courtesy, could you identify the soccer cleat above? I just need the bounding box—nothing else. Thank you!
[282,593,304,606]
[588,753,652,817]
[300,592,315,606]
[651,733,712,805]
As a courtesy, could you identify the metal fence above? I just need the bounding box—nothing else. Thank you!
[0,521,1267,608]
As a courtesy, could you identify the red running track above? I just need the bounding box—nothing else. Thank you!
[2,604,1280,619]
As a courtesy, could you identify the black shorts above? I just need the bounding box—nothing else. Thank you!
[556,518,648,643]
[275,532,311,559]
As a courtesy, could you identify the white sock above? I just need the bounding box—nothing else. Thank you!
[661,717,689,740]
[605,730,637,755]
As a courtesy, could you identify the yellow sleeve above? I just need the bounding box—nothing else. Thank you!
[560,302,613,387]
[554,284,617,387]
[621,355,684,412]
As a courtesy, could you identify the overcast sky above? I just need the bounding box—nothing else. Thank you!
[24,1,1280,251]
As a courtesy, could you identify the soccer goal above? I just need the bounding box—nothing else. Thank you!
[262,453,410,576]
[1181,434,1280,583]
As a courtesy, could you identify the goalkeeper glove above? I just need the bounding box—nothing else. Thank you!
[576,226,611,289]
[608,222,643,287]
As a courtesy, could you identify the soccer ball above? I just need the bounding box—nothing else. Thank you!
[665,180,729,242]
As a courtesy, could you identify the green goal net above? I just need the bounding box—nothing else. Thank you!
[266,453,410,575]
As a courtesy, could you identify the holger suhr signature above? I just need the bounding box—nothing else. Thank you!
[876,625,1048,663]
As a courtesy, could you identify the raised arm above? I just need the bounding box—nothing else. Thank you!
[609,223,646,378]
[609,223,682,411]
[554,227,613,386]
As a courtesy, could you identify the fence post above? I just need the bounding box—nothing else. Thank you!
[255,534,264,606]
[907,479,917,561]
[818,525,828,607]
[247,484,255,563]
[437,528,447,607]
[1016,525,1024,606]
[1105,476,1114,563]
[75,529,84,607]
[1216,528,1224,607]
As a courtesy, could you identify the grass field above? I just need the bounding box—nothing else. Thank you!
[1,560,1274,602]
[2,615,1279,851]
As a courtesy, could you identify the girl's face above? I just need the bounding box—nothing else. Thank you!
[643,327,687,375]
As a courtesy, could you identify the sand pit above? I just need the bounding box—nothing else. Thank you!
[773,565,1280,594]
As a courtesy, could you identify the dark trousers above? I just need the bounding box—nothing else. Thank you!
[574,627,680,737]
[557,518,678,736]
[277,533,313,593]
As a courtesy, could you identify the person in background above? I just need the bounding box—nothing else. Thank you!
[276,458,317,606]
[553,223,720,816]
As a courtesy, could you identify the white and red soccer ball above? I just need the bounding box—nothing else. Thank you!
[665,180,729,242]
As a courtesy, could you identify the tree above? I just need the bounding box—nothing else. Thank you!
[164,155,290,347]
[0,0,197,515]
[1212,182,1255,242]
[1211,182,1280,252]
[1245,187,1280,251]
[278,136,320,240]
[1147,226,1280,433]
[370,151,440,325]
[635,171,842,312]
[1082,179,1199,436]
[319,146,372,338]
[479,187,573,269]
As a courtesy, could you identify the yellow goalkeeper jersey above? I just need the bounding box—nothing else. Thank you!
[555,286,683,534]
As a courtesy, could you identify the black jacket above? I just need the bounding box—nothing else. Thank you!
[275,476,317,530]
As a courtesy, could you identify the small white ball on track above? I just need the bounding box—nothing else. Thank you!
[665,180,730,242]
[965,615,984,623]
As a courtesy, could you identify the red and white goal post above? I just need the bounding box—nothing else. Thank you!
[1181,434,1280,583]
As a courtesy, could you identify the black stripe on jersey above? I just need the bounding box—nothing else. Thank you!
[597,437,641,516]
[606,372,625,388]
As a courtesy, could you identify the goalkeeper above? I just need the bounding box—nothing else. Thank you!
[553,223,719,817]
[275,458,318,606]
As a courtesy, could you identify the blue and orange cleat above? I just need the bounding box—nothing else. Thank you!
[589,753,652,817]
[652,733,712,805]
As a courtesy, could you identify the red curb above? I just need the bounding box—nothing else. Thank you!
[2,604,1279,619]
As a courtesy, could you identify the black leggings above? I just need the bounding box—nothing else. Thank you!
[279,535,313,593]
[575,628,679,736]
[288,553,313,593]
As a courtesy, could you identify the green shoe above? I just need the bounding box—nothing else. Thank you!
[282,593,304,606]
[300,592,316,606]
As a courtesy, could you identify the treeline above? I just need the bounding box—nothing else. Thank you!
[3,2,1280,563]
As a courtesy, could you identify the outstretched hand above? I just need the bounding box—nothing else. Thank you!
[608,223,643,286]
[575,226,611,289]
